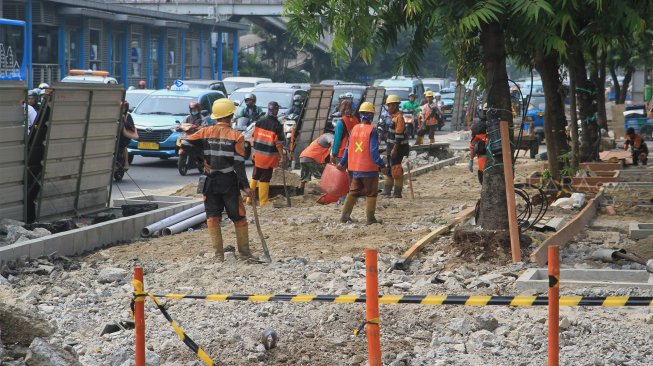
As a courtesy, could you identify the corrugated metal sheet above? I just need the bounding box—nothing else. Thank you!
[0,82,27,221]
[34,83,124,221]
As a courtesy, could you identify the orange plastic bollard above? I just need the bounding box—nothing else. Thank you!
[133,267,146,366]
[548,246,560,366]
[364,249,382,366]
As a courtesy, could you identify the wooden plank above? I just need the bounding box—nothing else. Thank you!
[530,189,604,265]
[398,205,476,265]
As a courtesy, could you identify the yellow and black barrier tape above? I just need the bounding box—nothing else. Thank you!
[151,293,653,307]
[132,293,216,366]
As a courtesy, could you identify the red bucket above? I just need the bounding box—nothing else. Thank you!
[316,193,340,205]
[319,163,350,197]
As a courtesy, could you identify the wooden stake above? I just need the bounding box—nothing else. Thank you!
[499,120,521,263]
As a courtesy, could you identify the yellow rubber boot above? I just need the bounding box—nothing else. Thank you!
[340,194,357,223]
[365,196,381,225]
[381,176,394,197]
[206,217,224,261]
[234,219,253,259]
[393,176,404,198]
[415,135,424,145]
[246,179,258,205]
[258,182,270,207]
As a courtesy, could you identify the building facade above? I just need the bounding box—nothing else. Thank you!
[1,0,245,88]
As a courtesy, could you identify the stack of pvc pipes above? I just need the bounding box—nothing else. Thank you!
[141,204,206,237]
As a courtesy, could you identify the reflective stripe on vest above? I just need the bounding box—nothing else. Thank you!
[422,104,438,126]
[300,135,331,164]
[253,126,280,168]
[198,126,242,174]
[347,124,377,172]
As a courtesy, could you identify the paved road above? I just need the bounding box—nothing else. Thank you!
[110,156,253,203]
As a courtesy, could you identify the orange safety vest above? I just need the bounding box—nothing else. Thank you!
[253,126,281,169]
[470,133,488,171]
[300,134,331,164]
[347,124,377,172]
[337,115,360,158]
[421,103,439,126]
[625,133,644,150]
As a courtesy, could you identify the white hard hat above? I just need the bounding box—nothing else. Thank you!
[38,83,49,89]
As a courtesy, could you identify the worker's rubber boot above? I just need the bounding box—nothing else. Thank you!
[246,179,258,205]
[393,176,404,198]
[340,194,357,223]
[234,219,253,259]
[381,177,394,197]
[429,137,435,144]
[415,135,424,145]
[258,182,270,207]
[206,217,224,261]
[365,197,381,225]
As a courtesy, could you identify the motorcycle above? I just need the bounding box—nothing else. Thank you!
[175,123,203,176]
[401,109,416,139]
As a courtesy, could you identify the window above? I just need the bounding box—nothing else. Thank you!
[89,29,100,70]
[151,36,160,88]
[33,26,57,64]
[65,30,78,72]
[185,38,199,79]
[112,32,123,82]
[130,34,142,78]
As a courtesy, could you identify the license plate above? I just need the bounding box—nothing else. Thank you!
[137,141,159,150]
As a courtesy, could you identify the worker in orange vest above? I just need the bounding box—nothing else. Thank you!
[249,101,284,206]
[418,90,441,145]
[337,102,386,224]
[298,122,335,194]
[330,99,360,164]
[469,119,488,184]
[624,127,649,166]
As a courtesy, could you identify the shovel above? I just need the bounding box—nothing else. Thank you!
[592,248,653,273]
[250,194,272,263]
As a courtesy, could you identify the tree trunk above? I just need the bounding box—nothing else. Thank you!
[569,63,580,171]
[570,48,599,162]
[535,50,569,180]
[593,52,608,130]
[619,68,634,104]
[477,22,510,231]
[609,64,622,103]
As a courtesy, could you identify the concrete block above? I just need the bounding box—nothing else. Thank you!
[29,240,46,258]
[72,231,86,255]
[629,223,653,240]
[517,268,653,292]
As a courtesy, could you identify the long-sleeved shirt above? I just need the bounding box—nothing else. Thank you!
[331,115,359,157]
[341,127,385,178]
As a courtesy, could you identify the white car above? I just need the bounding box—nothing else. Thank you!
[61,70,118,84]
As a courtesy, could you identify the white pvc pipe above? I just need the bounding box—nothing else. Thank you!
[161,212,207,236]
[141,204,205,237]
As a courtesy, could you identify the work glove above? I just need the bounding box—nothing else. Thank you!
[468,159,474,173]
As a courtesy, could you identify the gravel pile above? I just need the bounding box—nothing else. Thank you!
[2,233,652,365]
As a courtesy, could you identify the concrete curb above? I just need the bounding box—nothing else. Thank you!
[405,155,462,179]
[0,200,200,263]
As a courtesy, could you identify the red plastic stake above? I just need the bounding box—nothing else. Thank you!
[365,249,382,366]
[133,267,146,366]
[548,246,560,366]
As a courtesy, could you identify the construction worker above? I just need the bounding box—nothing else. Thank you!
[382,95,408,198]
[624,127,649,165]
[298,122,335,194]
[468,119,488,184]
[183,102,204,126]
[338,102,385,224]
[119,101,138,171]
[184,98,253,261]
[418,91,441,144]
[330,99,359,164]
[249,101,285,206]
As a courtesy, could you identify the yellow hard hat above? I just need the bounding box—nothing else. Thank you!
[424,90,434,97]
[385,95,401,104]
[211,98,236,120]
[359,102,375,113]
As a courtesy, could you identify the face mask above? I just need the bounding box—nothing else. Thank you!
[191,111,199,116]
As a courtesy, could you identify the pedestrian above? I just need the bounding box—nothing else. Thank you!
[338,102,385,224]
[468,119,488,184]
[119,101,138,171]
[624,127,649,165]
[184,98,254,261]
[298,122,335,194]
[249,101,285,206]
[382,95,408,198]
[330,99,359,164]
[418,91,441,144]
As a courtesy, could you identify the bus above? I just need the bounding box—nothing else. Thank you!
[0,18,26,81]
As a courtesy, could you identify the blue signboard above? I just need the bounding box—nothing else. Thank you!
[0,18,27,81]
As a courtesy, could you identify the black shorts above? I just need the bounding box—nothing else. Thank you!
[252,167,274,182]
[203,177,246,222]
[387,143,409,166]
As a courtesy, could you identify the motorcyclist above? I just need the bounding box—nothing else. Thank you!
[400,93,420,138]
[183,101,204,126]
[27,89,41,112]
[235,93,264,126]
[287,95,305,116]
